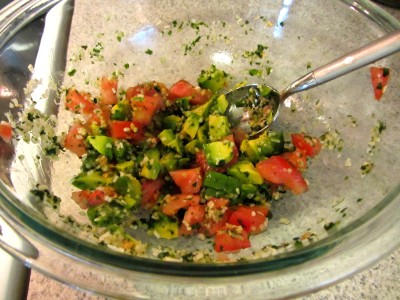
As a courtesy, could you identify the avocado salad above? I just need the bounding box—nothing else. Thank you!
[61,65,321,254]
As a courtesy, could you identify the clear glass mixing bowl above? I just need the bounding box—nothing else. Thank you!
[0,0,399,299]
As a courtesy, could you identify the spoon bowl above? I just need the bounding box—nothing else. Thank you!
[226,30,400,137]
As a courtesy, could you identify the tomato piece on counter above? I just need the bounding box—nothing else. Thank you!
[168,80,212,105]
[370,67,390,101]
[141,178,165,209]
[0,121,12,143]
[291,133,321,158]
[228,206,268,234]
[65,89,97,115]
[169,167,203,194]
[214,224,251,252]
[256,156,308,195]
[100,76,118,105]
[179,204,206,236]
[110,120,145,141]
[162,194,201,216]
[282,148,308,171]
[64,122,88,157]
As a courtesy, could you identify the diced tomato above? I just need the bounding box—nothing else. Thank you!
[282,148,308,171]
[256,156,308,195]
[162,194,201,216]
[224,134,239,168]
[169,167,203,194]
[370,67,390,101]
[86,106,111,134]
[228,206,268,234]
[168,80,212,105]
[71,189,106,209]
[110,120,145,141]
[64,122,87,157]
[65,89,97,115]
[291,133,321,158]
[126,81,168,101]
[179,204,206,236]
[131,94,163,126]
[100,76,118,105]
[0,121,12,143]
[214,224,251,252]
[200,197,231,236]
[141,178,165,209]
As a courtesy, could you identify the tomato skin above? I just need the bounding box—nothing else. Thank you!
[282,148,308,171]
[370,67,390,100]
[64,122,87,157]
[0,121,12,143]
[291,133,321,158]
[179,204,206,236]
[100,77,118,105]
[162,194,201,216]
[110,120,145,141]
[141,178,165,209]
[214,224,251,252]
[168,80,212,105]
[228,206,268,234]
[256,156,308,195]
[131,94,163,126]
[65,89,97,115]
[71,189,106,209]
[169,167,203,194]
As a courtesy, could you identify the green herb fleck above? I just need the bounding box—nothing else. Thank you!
[145,49,153,55]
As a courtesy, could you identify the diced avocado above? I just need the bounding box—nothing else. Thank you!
[158,129,184,154]
[140,148,161,180]
[203,171,241,196]
[160,152,180,172]
[113,175,142,208]
[71,171,112,190]
[161,115,182,132]
[115,160,135,174]
[211,94,230,115]
[227,160,264,185]
[180,113,201,140]
[190,97,215,118]
[148,214,179,239]
[158,129,176,146]
[196,124,209,145]
[239,183,258,200]
[159,152,189,173]
[203,140,234,167]
[111,99,131,120]
[240,131,284,162]
[87,135,114,159]
[184,139,202,155]
[175,97,191,111]
[208,115,230,142]
[197,65,228,93]
[113,139,133,163]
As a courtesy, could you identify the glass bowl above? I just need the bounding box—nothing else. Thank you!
[0,0,399,299]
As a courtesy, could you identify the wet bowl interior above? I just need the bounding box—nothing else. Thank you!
[0,0,400,299]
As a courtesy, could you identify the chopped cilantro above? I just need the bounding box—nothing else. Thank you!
[145,49,153,55]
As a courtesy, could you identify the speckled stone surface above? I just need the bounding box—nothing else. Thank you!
[16,2,400,300]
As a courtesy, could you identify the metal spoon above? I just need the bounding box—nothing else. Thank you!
[225,30,400,137]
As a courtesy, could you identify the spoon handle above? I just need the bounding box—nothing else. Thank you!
[281,30,400,99]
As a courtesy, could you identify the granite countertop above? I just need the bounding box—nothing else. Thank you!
[2,2,400,300]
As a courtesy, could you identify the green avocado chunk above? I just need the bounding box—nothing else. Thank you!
[227,160,264,185]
